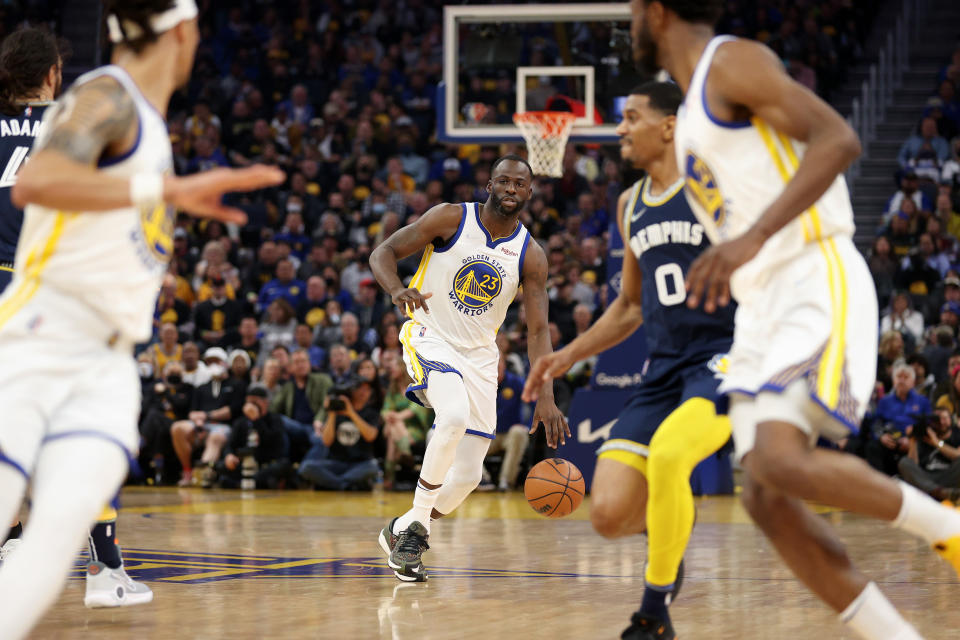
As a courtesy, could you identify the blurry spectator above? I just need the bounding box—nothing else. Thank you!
[245,240,280,293]
[897,408,960,503]
[258,299,297,364]
[327,344,354,385]
[886,211,917,258]
[549,279,578,345]
[942,139,960,191]
[898,117,951,169]
[194,240,240,295]
[231,316,261,368]
[341,247,374,300]
[924,325,956,384]
[483,357,530,491]
[867,362,929,476]
[259,358,284,401]
[578,236,606,283]
[271,349,333,463]
[868,236,898,308]
[185,100,221,137]
[170,347,247,486]
[181,341,211,387]
[885,171,932,223]
[187,135,230,173]
[938,193,960,242]
[274,211,311,261]
[576,193,609,238]
[269,345,292,381]
[902,232,951,277]
[294,323,325,370]
[229,350,252,385]
[353,277,386,334]
[908,353,936,399]
[277,84,314,127]
[371,315,402,367]
[259,258,306,310]
[194,275,242,348]
[877,330,905,391]
[339,312,373,358]
[895,247,940,303]
[298,245,331,282]
[219,385,293,490]
[941,302,960,338]
[138,361,194,485]
[298,275,330,329]
[299,375,381,491]
[395,133,429,187]
[155,274,193,336]
[381,357,430,491]
[149,323,182,372]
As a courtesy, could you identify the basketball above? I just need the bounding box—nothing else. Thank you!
[524,458,585,518]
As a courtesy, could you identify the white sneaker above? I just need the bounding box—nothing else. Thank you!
[84,561,154,608]
[0,537,22,563]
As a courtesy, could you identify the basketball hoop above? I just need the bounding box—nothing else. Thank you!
[513,111,576,178]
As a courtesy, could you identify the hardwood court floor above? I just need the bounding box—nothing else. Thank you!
[29,487,960,639]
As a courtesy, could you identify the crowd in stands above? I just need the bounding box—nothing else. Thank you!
[0,0,891,491]
[863,42,960,503]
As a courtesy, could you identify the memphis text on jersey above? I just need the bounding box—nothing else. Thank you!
[627,217,705,258]
[449,253,507,317]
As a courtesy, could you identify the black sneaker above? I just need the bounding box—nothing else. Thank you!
[378,517,399,557]
[387,521,429,582]
[620,612,676,640]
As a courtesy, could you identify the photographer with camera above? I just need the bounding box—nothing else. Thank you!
[866,362,932,475]
[898,408,960,503]
[138,362,194,485]
[298,374,381,491]
[218,385,292,490]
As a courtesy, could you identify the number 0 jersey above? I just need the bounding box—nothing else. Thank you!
[11,65,174,343]
[623,176,734,378]
[0,102,51,264]
[407,202,530,350]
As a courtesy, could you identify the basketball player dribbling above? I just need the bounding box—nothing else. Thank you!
[370,155,568,582]
[0,25,155,609]
[524,81,734,640]
[0,2,284,637]
[632,1,960,638]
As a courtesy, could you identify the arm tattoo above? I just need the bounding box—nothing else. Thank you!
[40,77,137,165]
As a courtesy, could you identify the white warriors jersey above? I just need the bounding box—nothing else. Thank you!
[408,202,530,350]
[14,65,174,342]
[674,36,856,305]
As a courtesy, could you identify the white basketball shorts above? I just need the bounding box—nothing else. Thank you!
[720,235,878,462]
[0,282,140,479]
[398,319,498,439]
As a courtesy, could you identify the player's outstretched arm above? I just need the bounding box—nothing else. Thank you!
[521,240,570,448]
[685,39,861,312]
[12,76,283,222]
[523,189,644,402]
[369,202,462,314]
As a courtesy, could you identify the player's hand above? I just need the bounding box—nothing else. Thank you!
[224,454,240,471]
[685,229,765,313]
[879,433,897,449]
[522,350,575,402]
[530,399,571,448]
[392,287,432,314]
[164,165,286,224]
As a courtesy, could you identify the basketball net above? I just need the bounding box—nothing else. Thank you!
[513,111,576,178]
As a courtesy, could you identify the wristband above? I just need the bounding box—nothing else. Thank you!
[939,440,945,449]
[130,173,164,211]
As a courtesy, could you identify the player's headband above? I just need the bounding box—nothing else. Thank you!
[106,0,199,44]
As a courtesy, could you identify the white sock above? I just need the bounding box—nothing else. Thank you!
[394,481,440,536]
[891,481,960,544]
[840,582,922,640]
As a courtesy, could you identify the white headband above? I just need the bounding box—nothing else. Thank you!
[106,0,199,44]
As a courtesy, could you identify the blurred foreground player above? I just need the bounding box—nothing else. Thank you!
[0,25,153,608]
[525,82,734,640]
[371,155,568,581]
[0,1,284,637]
[633,0,960,638]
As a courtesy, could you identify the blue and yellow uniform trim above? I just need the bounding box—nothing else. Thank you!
[752,118,857,431]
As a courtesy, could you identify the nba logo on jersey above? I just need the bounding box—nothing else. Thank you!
[450,256,506,316]
[419,326,427,338]
[684,151,726,226]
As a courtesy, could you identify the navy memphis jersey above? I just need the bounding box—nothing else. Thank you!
[624,176,735,378]
[0,102,50,264]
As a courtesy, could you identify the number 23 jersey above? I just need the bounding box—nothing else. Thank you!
[408,202,530,350]
[623,176,734,376]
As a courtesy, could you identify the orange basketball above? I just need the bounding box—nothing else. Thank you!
[524,458,585,518]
